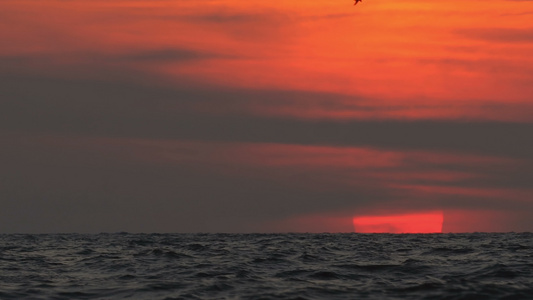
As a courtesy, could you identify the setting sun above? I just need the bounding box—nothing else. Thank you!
[353,211,444,233]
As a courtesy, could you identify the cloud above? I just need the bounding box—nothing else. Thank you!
[455,27,533,43]
[0,135,394,233]
[416,57,533,75]
[113,48,230,62]
[1,133,531,233]
[181,11,291,24]
[1,74,532,160]
[0,47,230,70]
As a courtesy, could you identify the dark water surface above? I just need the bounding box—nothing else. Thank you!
[1,233,532,299]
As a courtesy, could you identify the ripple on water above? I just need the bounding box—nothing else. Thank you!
[0,233,532,299]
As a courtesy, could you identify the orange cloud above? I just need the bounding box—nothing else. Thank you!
[2,0,532,121]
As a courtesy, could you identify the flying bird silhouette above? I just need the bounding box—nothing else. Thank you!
[354,0,362,5]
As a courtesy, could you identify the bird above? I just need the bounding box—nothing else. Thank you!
[354,0,362,5]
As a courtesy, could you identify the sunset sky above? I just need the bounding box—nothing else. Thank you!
[1,0,532,233]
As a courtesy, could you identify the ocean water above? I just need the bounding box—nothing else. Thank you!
[0,233,532,299]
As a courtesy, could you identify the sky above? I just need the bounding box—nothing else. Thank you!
[1,0,532,233]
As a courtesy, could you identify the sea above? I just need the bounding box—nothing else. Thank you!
[0,233,532,299]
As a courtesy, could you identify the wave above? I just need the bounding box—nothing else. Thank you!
[0,233,532,299]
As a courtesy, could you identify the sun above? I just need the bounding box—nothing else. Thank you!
[353,211,443,233]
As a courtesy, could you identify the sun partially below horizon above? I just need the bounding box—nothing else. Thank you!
[353,211,444,233]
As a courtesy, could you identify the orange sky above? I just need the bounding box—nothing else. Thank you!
[3,0,533,121]
[1,0,532,233]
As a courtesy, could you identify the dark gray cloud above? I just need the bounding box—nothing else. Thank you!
[0,47,229,71]
[0,134,395,233]
[1,65,532,233]
[112,48,230,62]
[2,130,531,233]
[1,74,532,160]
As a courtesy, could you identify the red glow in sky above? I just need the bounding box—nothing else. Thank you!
[353,211,444,233]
